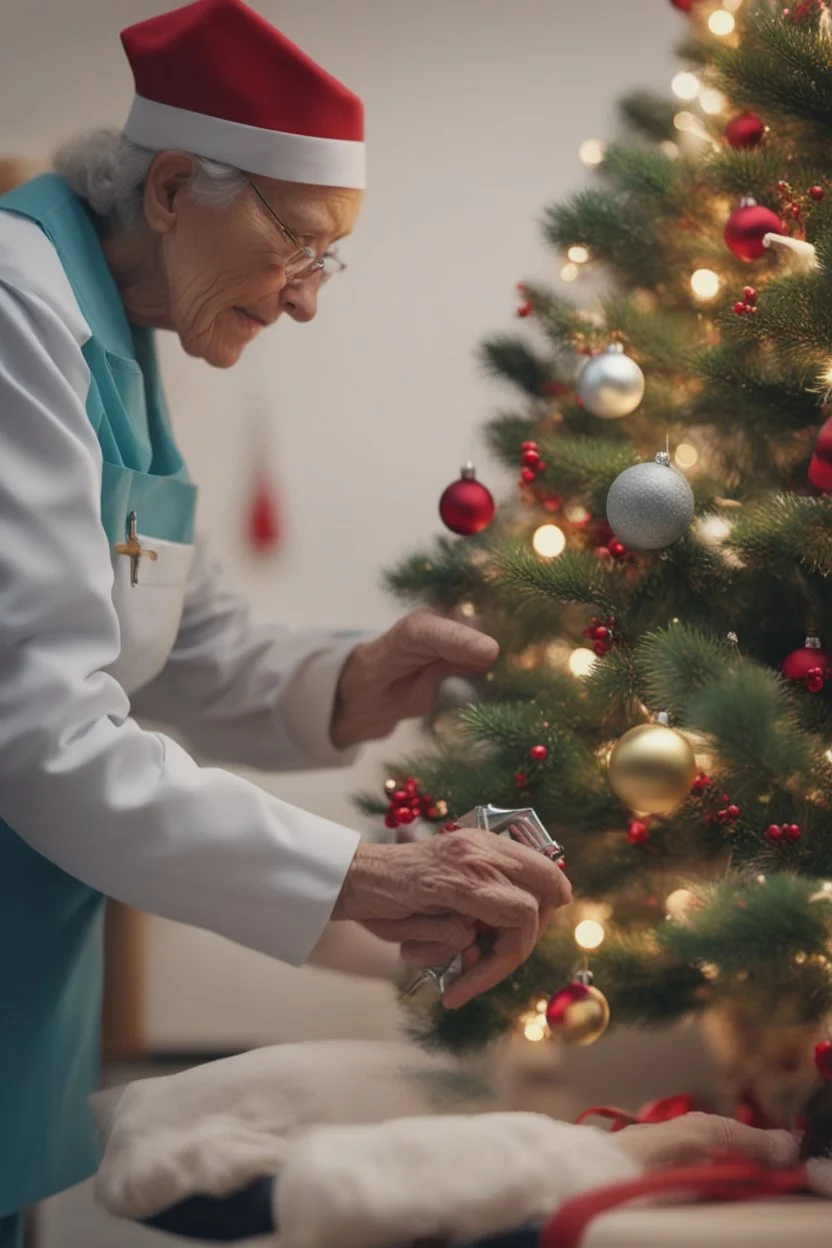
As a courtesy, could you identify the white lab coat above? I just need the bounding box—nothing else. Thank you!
[0,210,364,967]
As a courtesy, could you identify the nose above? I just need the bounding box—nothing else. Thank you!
[279,272,321,323]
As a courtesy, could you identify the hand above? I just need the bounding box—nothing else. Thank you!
[614,1113,798,1172]
[331,609,499,749]
[807,1158,832,1195]
[331,828,572,1009]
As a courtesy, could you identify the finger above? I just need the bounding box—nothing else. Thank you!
[701,1119,798,1167]
[397,612,499,671]
[441,900,538,1009]
[807,1158,832,1195]
[484,837,573,909]
[363,914,477,949]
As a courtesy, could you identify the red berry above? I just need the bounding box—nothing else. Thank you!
[592,625,610,641]
[594,641,610,657]
[693,772,712,792]
[747,305,758,315]
[425,806,439,819]
[521,441,538,451]
[719,794,730,805]
[766,824,784,842]
[405,779,419,795]
[790,203,802,218]
[743,286,757,301]
[627,819,649,845]
[785,823,802,840]
[815,1041,832,1079]
[733,301,748,316]
[777,180,791,193]
[558,857,568,871]
[809,185,825,201]
[442,821,461,832]
[608,616,616,627]
[521,468,537,485]
[726,804,741,821]
[522,449,541,469]
[530,744,549,762]
[393,789,408,805]
[596,546,612,560]
[514,771,529,787]
[609,538,626,558]
[384,812,399,829]
[397,808,415,825]
[421,794,434,807]
[517,303,532,318]
[536,460,547,473]
[516,282,527,293]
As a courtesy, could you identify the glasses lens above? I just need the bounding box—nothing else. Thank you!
[320,248,345,283]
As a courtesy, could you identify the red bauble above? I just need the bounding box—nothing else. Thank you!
[724,198,784,262]
[627,819,649,845]
[546,977,610,1046]
[809,185,825,202]
[766,824,784,843]
[439,465,495,536]
[781,638,832,686]
[724,112,765,150]
[816,1041,832,1080]
[809,415,832,493]
[530,744,549,762]
[669,0,698,9]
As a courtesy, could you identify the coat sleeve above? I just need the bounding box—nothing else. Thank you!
[0,274,359,966]
[130,541,368,771]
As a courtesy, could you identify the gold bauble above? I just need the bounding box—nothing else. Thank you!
[546,980,610,1047]
[608,723,697,815]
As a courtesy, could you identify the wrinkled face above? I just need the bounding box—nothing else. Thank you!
[144,153,363,368]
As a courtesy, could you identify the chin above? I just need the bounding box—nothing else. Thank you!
[178,330,247,369]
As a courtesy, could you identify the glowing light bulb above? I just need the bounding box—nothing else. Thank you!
[564,503,591,526]
[674,442,699,469]
[459,601,476,618]
[665,888,697,922]
[533,524,566,559]
[524,1021,546,1042]
[671,71,700,101]
[690,268,721,300]
[569,648,598,678]
[560,262,579,283]
[708,9,735,35]
[536,998,549,1012]
[699,87,727,116]
[579,139,605,167]
[575,919,605,950]
[674,111,698,132]
[567,245,590,264]
[660,140,680,160]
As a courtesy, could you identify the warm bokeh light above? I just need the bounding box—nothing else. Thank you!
[673,110,698,132]
[708,9,736,35]
[671,71,700,101]
[822,360,832,390]
[524,1021,546,1042]
[660,140,680,160]
[569,648,598,678]
[533,524,567,559]
[564,503,591,525]
[674,442,699,469]
[579,139,605,167]
[665,888,697,922]
[723,0,744,10]
[567,245,590,264]
[699,87,727,115]
[560,262,579,283]
[690,268,721,300]
[575,919,606,950]
[459,601,476,618]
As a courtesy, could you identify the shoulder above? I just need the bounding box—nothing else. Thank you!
[0,209,90,347]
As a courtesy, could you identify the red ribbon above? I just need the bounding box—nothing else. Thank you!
[576,1092,699,1133]
[540,1157,810,1248]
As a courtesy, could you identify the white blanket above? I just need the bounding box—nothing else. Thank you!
[93,1039,638,1246]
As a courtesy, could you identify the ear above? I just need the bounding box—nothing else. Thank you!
[143,151,199,235]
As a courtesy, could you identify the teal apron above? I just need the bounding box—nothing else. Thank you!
[0,175,197,1215]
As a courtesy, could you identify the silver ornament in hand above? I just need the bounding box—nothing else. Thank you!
[402,804,564,1001]
[577,343,645,419]
[606,451,695,551]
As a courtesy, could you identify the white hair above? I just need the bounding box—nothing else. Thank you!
[52,128,246,231]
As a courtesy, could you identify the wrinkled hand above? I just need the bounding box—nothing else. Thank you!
[331,609,499,749]
[614,1113,798,1172]
[331,829,572,1009]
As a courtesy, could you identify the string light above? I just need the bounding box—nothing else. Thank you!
[567,245,590,264]
[579,139,605,167]
[671,71,700,101]
[821,360,832,390]
[575,919,605,950]
[696,514,731,546]
[699,87,727,116]
[690,268,721,300]
[674,111,698,133]
[660,140,680,160]
[708,9,736,35]
[524,1020,546,1042]
[560,262,580,283]
[564,503,591,525]
[569,648,597,678]
[459,601,477,618]
[533,524,566,559]
[675,442,699,469]
[665,888,697,922]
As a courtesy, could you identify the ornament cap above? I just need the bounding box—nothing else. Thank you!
[605,342,625,355]
[657,711,671,726]
[575,969,595,988]
[655,451,672,467]
[460,462,477,480]
[739,195,758,208]
[806,636,822,650]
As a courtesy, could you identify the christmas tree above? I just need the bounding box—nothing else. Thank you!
[359,0,832,1138]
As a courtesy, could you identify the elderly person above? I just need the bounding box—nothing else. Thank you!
[0,0,575,1235]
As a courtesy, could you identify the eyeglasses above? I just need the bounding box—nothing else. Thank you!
[247,179,347,284]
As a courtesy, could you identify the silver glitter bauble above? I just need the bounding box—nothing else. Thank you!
[577,344,645,419]
[606,452,695,550]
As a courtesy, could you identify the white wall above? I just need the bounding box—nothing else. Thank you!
[1,0,681,1048]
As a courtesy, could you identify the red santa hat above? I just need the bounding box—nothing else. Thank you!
[120,0,365,189]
